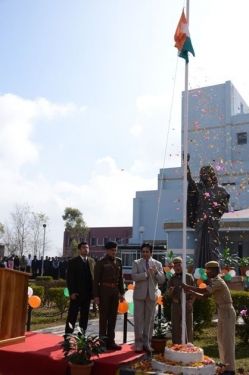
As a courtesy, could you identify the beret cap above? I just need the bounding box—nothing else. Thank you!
[205,261,220,268]
[173,256,183,264]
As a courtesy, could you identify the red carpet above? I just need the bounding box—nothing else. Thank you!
[0,332,143,375]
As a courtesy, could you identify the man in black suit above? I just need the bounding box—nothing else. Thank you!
[65,241,95,335]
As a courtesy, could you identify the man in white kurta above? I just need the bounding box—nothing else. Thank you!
[132,243,165,352]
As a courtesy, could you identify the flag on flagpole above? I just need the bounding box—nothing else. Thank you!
[174,9,195,63]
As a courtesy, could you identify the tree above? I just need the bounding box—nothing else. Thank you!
[3,204,49,257]
[11,204,31,256]
[62,207,89,256]
[0,223,4,236]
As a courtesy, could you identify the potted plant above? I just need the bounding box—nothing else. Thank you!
[239,257,249,276]
[165,250,175,267]
[186,255,194,274]
[151,314,169,353]
[61,328,105,375]
[220,247,239,271]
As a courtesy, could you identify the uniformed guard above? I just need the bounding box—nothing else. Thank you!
[93,241,125,350]
[166,256,194,344]
[182,261,236,375]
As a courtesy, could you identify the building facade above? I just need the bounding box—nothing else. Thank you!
[130,81,249,257]
[63,226,132,258]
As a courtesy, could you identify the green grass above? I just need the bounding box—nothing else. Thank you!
[193,324,249,372]
[30,305,98,331]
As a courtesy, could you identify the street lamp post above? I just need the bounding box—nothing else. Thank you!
[41,224,46,276]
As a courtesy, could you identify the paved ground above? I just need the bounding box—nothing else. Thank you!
[36,315,135,344]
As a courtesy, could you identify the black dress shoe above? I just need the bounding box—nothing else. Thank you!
[106,343,122,350]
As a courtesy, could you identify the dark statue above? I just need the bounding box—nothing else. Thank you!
[187,163,230,268]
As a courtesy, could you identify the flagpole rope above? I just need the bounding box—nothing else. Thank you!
[152,56,179,251]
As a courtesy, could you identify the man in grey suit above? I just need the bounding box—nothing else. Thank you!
[132,243,165,353]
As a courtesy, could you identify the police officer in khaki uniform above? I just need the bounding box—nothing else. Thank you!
[93,241,125,350]
[167,257,194,344]
[183,261,236,375]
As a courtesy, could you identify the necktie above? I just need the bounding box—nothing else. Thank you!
[146,260,149,270]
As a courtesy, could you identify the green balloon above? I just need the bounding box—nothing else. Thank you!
[224,273,232,281]
[64,288,69,297]
[128,302,134,315]
[166,271,173,279]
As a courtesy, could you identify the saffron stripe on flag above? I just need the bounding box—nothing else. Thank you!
[174,9,195,63]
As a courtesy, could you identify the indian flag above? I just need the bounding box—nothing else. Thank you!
[174,9,195,63]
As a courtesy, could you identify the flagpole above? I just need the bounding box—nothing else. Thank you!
[181,0,190,345]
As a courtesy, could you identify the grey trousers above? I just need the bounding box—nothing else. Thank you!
[134,295,156,349]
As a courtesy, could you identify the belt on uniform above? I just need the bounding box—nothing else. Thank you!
[102,282,118,288]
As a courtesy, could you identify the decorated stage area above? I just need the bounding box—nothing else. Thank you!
[0,332,143,375]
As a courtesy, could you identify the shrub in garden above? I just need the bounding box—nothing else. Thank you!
[230,290,249,315]
[48,287,69,318]
[36,276,53,282]
[163,294,216,337]
[231,290,249,344]
[35,277,66,306]
[29,284,45,301]
[238,308,249,343]
[193,297,216,336]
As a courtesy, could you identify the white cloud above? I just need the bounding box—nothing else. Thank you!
[0,92,180,255]
[136,95,168,115]
[0,94,156,254]
[0,156,156,255]
[130,122,143,137]
[0,94,81,169]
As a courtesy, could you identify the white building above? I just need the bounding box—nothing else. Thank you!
[130,81,249,257]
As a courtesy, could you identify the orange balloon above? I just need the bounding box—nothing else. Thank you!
[118,300,129,314]
[157,295,164,305]
[199,283,207,289]
[164,266,171,273]
[197,279,203,286]
[127,284,134,290]
[28,295,41,309]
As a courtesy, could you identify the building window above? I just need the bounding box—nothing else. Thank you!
[237,132,247,145]
[91,238,96,246]
[121,251,138,268]
[104,237,109,245]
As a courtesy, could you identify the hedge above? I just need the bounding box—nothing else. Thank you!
[34,278,66,305]
[163,295,216,336]
[29,284,45,301]
[231,290,249,314]
[48,287,69,318]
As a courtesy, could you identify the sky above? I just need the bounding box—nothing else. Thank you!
[1,0,249,255]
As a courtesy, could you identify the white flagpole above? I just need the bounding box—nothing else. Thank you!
[181,0,190,344]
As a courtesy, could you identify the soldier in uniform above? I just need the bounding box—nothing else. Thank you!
[93,241,125,350]
[182,261,236,375]
[166,257,194,344]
